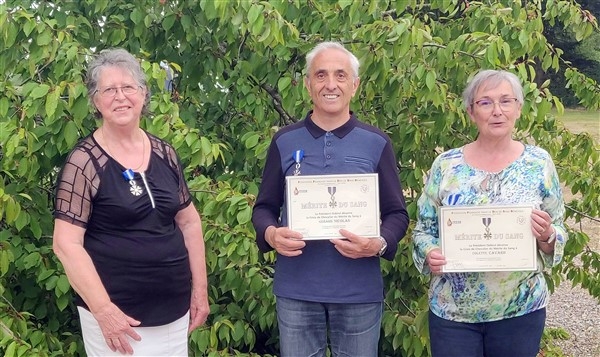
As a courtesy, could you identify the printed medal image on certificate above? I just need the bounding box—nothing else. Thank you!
[439,205,537,272]
[286,174,380,239]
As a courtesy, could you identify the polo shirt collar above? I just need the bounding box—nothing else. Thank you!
[305,110,357,139]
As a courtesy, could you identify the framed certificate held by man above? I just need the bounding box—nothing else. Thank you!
[439,205,538,272]
[286,173,380,239]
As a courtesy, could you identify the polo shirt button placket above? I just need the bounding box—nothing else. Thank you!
[324,132,334,163]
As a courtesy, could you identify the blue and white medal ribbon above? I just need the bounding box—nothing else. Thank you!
[122,169,135,181]
[292,149,304,176]
[122,169,143,196]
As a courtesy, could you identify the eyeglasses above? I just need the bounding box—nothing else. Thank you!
[472,98,519,112]
[95,85,143,98]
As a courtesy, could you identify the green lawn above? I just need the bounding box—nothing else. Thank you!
[553,108,599,142]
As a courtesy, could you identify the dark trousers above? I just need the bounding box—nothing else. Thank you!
[428,308,546,357]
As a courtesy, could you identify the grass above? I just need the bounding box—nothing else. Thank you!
[552,108,599,142]
[554,108,600,251]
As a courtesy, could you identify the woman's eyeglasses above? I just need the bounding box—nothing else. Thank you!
[472,98,519,112]
[95,85,142,98]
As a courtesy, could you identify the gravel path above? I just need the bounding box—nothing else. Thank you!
[545,198,600,357]
[550,114,600,356]
[546,282,600,357]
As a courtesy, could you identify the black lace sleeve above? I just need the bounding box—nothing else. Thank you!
[148,133,192,209]
[53,136,104,228]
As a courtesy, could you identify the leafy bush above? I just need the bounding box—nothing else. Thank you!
[1,1,598,356]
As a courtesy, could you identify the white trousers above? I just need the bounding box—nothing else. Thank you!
[78,307,189,356]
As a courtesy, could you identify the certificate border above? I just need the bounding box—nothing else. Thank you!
[286,173,380,239]
[439,204,538,272]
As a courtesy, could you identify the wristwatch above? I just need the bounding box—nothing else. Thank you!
[376,236,387,257]
[545,230,556,244]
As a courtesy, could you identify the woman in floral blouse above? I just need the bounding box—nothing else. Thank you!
[412,69,567,357]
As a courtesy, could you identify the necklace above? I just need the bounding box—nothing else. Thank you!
[101,126,146,171]
[481,172,502,200]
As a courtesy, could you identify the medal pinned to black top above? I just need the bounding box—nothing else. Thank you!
[292,149,304,176]
[122,168,143,196]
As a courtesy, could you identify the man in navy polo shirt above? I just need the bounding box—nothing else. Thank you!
[252,41,409,356]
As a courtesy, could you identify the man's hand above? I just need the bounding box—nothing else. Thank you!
[265,226,305,256]
[330,229,382,259]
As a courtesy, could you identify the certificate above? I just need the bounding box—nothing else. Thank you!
[439,205,537,272]
[286,174,380,239]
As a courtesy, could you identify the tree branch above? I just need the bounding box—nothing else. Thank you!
[261,83,296,126]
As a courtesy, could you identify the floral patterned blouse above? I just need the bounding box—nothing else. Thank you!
[412,144,567,323]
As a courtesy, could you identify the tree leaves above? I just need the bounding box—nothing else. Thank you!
[0,1,598,356]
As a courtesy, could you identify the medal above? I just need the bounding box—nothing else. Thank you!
[292,149,304,176]
[122,169,143,196]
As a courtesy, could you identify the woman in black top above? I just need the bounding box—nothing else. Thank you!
[53,48,209,356]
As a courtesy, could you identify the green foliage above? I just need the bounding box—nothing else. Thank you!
[543,0,600,106]
[540,327,570,357]
[0,0,598,356]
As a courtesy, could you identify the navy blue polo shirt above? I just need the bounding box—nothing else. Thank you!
[252,111,409,303]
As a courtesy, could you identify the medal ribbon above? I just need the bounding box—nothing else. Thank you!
[122,168,135,181]
[292,149,304,176]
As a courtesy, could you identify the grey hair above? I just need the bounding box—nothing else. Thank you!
[86,48,151,117]
[462,69,524,110]
[305,41,360,80]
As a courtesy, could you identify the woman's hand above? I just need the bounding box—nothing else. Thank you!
[93,302,141,355]
[53,220,140,353]
[531,209,554,242]
[188,286,210,333]
[426,248,447,275]
[175,204,210,334]
[531,208,556,254]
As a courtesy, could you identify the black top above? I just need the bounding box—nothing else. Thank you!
[54,131,192,326]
